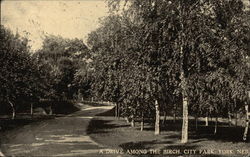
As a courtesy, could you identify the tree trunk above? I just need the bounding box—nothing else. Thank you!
[181,96,188,143]
[155,100,160,135]
[141,112,144,131]
[8,100,15,120]
[115,103,117,118]
[180,42,188,143]
[49,105,53,115]
[173,111,176,123]
[235,113,238,126]
[173,104,177,123]
[228,112,232,126]
[117,103,120,119]
[214,116,218,135]
[30,103,33,118]
[205,116,209,126]
[131,115,135,127]
[195,115,198,131]
[162,111,166,125]
[243,104,249,141]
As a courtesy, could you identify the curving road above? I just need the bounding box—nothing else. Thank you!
[0,105,113,157]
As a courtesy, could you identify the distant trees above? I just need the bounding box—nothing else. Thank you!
[35,35,91,100]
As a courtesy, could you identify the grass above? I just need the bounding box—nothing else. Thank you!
[87,108,250,157]
[0,101,82,137]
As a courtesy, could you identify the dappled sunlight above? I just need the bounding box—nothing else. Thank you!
[2,134,102,156]
[0,105,113,156]
[45,134,99,145]
[82,106,113,111]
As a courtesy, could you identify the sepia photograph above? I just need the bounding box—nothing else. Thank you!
[0,0,250,156]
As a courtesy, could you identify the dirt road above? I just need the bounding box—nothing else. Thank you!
[0,105,113,156]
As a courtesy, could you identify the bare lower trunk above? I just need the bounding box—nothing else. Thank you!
[181,96,188,143]
[205,116,209,126]
[141,112,144,131]
[30,103,33,118]
[115,103,117,118]
[117,103,120,119]
[228,112,232,126]
[8,100,15,120]
[243,104,249,141]
[162,111,166,125]
[195,115,198,131]
[131,115,135,127]
[49,105,53,115]
[174,112,176,123]
[235,113,238,126]
[173,104,177,123]
[214,116,218,135]
[155,100,160,135]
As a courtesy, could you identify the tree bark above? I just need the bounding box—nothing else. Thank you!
[8,100,15,120]
[173,111,176,123]
[179,44,188,143]
[30,103,33,118]
[115,103,117,118]
[131,115,135,127]
[228,112,232,126]
[141,112,144,131]
[49,105,53,115]
[235,113,238,126]
[162,111,166,125]
[205,115,209,126]
[179,1,188,144]
[195,115,198,131]
[173,104,177,123]
[181,96,188,143]
[155,100,160,135]
[117,103,120,119]
[243,104,249,141]
[214,116,218,135]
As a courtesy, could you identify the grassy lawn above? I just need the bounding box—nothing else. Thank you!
[87,108,250,157]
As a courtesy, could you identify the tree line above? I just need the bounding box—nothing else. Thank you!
[87,0,250,143]
[0,0,249,143]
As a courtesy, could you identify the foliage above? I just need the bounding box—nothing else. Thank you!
[35,35,91,100]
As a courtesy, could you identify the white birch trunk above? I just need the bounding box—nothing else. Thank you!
[141,112,144,131]
[214,116,218,135]
[162,111,166,125]
[131,115,135,127]
[30,103,33,118]
[243,104,249,141]
[8,100,15,120]
[181,96,188,143]
[155,100,160,135]
[205,116,209,126]
[195,115,198,131]
[49,105,53,115]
